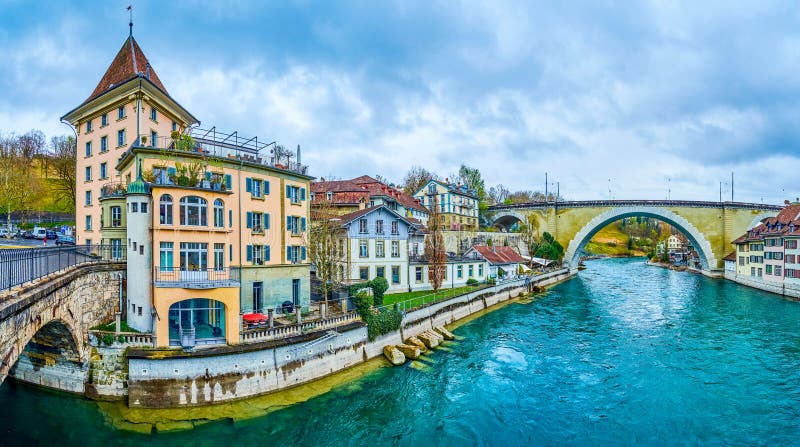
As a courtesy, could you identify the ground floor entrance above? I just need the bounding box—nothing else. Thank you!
[167,298,226,347]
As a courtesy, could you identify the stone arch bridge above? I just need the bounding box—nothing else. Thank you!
[487,200,782,273]
[0,263,123,390]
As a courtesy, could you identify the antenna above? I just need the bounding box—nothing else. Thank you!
[127,5,133,36]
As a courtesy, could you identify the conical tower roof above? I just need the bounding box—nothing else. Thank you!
[86,35,168,103]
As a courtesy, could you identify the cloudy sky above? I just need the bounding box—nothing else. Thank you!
[1,0,799,203]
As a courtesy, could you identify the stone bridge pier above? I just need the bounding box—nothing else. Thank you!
[0,264,124,392]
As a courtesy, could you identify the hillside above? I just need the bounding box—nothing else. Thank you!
[584,221,656,257]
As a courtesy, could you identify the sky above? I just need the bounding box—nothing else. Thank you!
[1,0,799,204]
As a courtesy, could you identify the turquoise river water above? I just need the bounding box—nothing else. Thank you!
[1,258,799,446]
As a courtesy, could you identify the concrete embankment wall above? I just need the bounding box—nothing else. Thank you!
[724,271,800,299]
[127,269,574,408]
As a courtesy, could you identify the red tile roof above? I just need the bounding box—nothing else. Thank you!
[723,251,737,262]
[311,176,428,213]
[86,36,169,103]
[470,245,526,265]
[732,203,800,242]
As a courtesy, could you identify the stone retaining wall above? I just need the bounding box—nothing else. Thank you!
[724,271,800,299]
[127,269,574,408]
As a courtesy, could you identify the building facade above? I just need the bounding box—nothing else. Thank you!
[413,179,479,231]
[311,175,429,224]
[463,245,526,279]
[62,33,312,348]
[732,203,800,288]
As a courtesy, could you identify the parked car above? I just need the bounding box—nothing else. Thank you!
[0,228,9,238]
[32,228,47,239]
[55,234,75,246]
[21,230,35,239]
[45,230,57,240]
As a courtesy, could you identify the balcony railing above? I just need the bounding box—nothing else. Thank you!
[133,127,309,176]
[100,182,126,199]
[153,266,240,288]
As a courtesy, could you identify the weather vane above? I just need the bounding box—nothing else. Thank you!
[127,5,133,36]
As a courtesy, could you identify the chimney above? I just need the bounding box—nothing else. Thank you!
[296,144,301,165]
[359,198,367,210]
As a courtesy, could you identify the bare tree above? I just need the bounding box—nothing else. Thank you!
[0,135,24,232]
[307,199,348,306]
[487,184,510,204]
[402,165,438,195]
[424,193,447,291]
[49,135,77,213]
[16,131,45,224]
[518,215,539,267]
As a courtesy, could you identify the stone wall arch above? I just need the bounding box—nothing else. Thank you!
[564,206,716,271]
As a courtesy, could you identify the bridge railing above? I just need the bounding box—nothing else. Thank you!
[0,244,126,293]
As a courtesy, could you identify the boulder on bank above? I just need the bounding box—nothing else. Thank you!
[396,343,421,360]
[383,345,406,366]
[434,326,455,340]
[406,336,428,352]
[417,332,440,349]
[425,329,444,343]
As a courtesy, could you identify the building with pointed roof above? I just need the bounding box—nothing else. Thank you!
[311,175,429,224]
[61,30,313,348]
[412,179,479,231]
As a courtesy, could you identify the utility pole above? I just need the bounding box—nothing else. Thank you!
[731,172,734,202]
[545,172,548,201]
[719,181,722,202]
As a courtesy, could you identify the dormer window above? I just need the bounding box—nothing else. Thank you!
[327,191,333,201]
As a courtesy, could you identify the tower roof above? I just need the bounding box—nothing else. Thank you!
[86,35,168,103]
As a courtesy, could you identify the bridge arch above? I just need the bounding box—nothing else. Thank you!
[748,212,778,230]
[564,206,716,271]
[490,210,527,231]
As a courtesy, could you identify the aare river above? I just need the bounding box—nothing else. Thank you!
[1,258,799,446]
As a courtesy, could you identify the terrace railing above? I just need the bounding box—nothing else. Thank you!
[0,244,126,293]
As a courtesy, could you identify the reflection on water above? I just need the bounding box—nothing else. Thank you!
[1,258,799,446]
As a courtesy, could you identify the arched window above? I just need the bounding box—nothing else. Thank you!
[213,199,224,227]
[180,196,207,226]
[160,194,173,225]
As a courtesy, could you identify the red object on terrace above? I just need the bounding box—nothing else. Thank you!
[242,313,267,324]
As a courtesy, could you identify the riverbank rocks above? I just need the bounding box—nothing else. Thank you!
[418,331,440,349]
[434,327,455,340]
[383,345,406,366]
[395,344,421,360]
[406,336,428,352]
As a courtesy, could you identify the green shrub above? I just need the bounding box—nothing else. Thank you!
[370,277,389,306]
[101,334,114,346]
[365,307,403,341]
[117,335,125,344]
[486,277,496,285]
[466,278,479,286]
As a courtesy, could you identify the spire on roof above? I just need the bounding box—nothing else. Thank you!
[84,33,169,103]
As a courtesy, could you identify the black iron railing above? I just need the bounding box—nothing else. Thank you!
[0,244,126,292]
[153,266,240,283]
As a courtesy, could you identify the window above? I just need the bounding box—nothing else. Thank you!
[253,282,263,313]
[131,202,138,213]
[739,256,745,266]
[214,243,224,271]
[85,215,92,230]
[159,195,173,224]
[391,240,400,258]
[85,190,92,206]
[140,202,147,213]
[101,114,108,127]
[86,120,93,132]
[786,240,798,249]
[285,215,302,234]
[292,279,301,306]
[376,220,384,234]
[392,266,400,284]
[247,211,264,232]
[118,105,125,119]
[117,129,125,147]
[150,131,157,147]
[479,264,484,276]
[179,196,207,226]
[85,166,92,181]
[751,267,755,276]
[359,267,369,281]
[111,206,121,227]
[469,265,474,277]
[100,162,107,179]
[376,266,385,278]
[327,191,333,201]
[246,245,270,265]
[150,107,157,121]
[246,178,263,198]
[85,141,92,157]
[359,240,368,258]
[180,242,208,271]
[758,268,762,277]
[415,266,423,282]
[213,199,224,227]
[111,238,123,259]
[172,121,177,132]
[100,136,108,152]
[286,185,305,203]
[376,241,385,258]
[391,221,399,235]
[766,265,773,275]
[457,265,463,279]
[159,242,173,271]
[359,219,368,234]
[287,246,305,263]
[775,266,782,276]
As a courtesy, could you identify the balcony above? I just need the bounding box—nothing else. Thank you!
[153,267,240,289]
[100,182,126,199]
[133,127,309,176]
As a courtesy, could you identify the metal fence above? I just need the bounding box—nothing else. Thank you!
[0,244,126,293]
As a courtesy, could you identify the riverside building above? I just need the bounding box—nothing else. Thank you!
[61,31,312,348]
